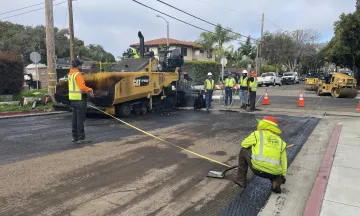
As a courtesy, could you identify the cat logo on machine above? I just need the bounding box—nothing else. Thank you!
[133,76,149,87]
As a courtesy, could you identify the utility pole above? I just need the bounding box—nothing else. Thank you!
[259,13,264,74]
[45,0,57,101]
[68,0,75,62]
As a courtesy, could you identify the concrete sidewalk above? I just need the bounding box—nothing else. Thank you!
[303,120,360,216]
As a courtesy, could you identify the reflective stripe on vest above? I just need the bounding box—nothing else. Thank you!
[68,72,82,100]
[240,77,248,87]
[249,79,257,91]
[206,79,214,90]
[225,78,235,87]
[251,130,282,165]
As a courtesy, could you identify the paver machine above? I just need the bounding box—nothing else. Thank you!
[54,31,195,117]
[304,72,319,91]
[316,72,358,98]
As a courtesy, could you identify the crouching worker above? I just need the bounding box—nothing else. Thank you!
[233,116,287,193]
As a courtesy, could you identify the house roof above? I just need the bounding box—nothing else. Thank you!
[130,38,199,48]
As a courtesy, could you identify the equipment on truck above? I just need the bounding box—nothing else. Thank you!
[316,72,358,98]
[304,72,319,91]
[54,31,196,117]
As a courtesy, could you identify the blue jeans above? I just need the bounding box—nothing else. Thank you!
[239,89,248,106]
[225,87,233,106]
[205,91,213,108]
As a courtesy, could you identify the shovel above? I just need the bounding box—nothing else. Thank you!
[206,144,295,179]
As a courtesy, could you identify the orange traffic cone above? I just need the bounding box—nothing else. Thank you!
[263,89,270,105]
[298,91,305,107]
[357,101,360,111]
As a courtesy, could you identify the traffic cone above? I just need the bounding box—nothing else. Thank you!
[263,89,270,105]
[298,91,305,107]
[357,101,360,111]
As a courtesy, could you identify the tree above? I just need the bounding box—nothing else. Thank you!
[238,36,256,60]
[212,24,239,59]
[195,32,215,59]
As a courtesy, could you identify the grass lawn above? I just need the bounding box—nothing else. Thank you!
[12,89,49,101]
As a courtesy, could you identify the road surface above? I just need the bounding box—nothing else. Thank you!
[0,110,318,216]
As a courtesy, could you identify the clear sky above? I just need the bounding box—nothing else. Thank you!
[0,0,357,58]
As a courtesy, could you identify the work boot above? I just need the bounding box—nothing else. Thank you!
[72,138,78,143]
[271,181,282,193]
[233,178,246,188]
[77,139,92,144]
[281,176,286,184]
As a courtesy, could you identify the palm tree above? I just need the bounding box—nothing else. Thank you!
[195,32,215,59]
[212,24,239,59]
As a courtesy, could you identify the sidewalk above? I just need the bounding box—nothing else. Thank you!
[304,120,360,216]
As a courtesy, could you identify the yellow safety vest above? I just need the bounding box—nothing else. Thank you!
[68,72,82,100]
[251,130,285,175]
[249,79,257,91]
[206,79,214,90]
[225,78,235,87]
[240,77,248,87]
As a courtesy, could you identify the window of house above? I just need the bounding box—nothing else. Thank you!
[181,48,187,56]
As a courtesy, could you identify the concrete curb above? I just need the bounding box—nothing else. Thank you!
[0,111,67,119]
[302,123,343,216]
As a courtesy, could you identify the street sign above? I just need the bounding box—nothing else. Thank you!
[247,64,251,69]
[221,57,227,66]
[30,52,41,64]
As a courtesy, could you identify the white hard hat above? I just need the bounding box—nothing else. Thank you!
[207,72,212,76]
[242,70,248,74]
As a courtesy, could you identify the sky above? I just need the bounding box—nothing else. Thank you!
[0,0,357,59]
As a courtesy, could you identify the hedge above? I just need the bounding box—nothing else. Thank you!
[0,52,24,95]
[182,60,221,85]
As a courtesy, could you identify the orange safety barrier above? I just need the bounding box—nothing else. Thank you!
[357,101,360,111]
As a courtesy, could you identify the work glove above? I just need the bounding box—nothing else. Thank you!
[281,176,286,184]
[89,90,94,98]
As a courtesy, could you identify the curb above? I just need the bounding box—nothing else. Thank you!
[0,111,67,119]
[302,122,343,216]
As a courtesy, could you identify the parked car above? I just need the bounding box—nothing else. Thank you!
[281,72,299,84]
[257,72,282,87]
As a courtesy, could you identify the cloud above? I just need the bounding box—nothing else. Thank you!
[0,0,357,58]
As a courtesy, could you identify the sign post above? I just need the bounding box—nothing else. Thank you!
[220,57,227,97]
[30,52,41,89]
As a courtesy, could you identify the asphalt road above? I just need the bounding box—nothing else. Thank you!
[0,110,318,216]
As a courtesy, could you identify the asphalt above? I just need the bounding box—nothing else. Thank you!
[0,109,319,216]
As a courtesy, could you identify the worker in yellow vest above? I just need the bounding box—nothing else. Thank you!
[203,72,215,111]
[239,70,248,109]
[224,73,236,106]
[248,71,257,112]
[68,59,94,144]
[233,116,287,193]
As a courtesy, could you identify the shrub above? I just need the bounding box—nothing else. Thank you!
[0,52,24,95]
[182,60,221,85]
[260,64,281,73]
[96,62,118,72]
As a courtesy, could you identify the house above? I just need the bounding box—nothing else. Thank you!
[130,38,215,61]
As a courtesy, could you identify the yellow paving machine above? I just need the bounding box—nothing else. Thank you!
[54,31,195,117]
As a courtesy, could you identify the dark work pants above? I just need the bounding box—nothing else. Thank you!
[249,91,256,110]
[71,99,87,140]
[205,91,213,108]
[225,87,233,106]
[235,148,281,185]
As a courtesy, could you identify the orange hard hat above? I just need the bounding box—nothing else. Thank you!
[263,116,278,125]
[250,71,256,75]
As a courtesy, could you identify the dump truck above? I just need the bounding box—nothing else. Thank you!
[304,72,319,91]
[316,72,358,98]
[54,31,196,117]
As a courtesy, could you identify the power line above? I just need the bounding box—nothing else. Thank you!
[156,0,258,42]
[0,1,66,21]
[0,2,45,16]
[131,0,248,43]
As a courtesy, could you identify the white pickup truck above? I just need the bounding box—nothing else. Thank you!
[257,72,282,87]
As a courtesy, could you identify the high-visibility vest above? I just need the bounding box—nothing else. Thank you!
[249,78,257,91]
[68,72,82,100]
[206,79,214,90]
[225,78,235,87]
[240,77,248,87]
[251,130,285,175]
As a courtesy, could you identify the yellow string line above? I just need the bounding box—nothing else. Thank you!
[48,72,56,75]
[89,105,231,168]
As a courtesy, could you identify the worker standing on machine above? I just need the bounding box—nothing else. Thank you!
[239,70,248,109]
[204,72,215,111]
[68,59,94,144]
[224,73,236,106]
[233,116,287,193]
[247,71,257,112]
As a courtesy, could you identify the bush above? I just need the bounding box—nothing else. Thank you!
[96,62,118,72]
[260,64,281,73]
[182,60,221,85]
[0,52,24,95]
